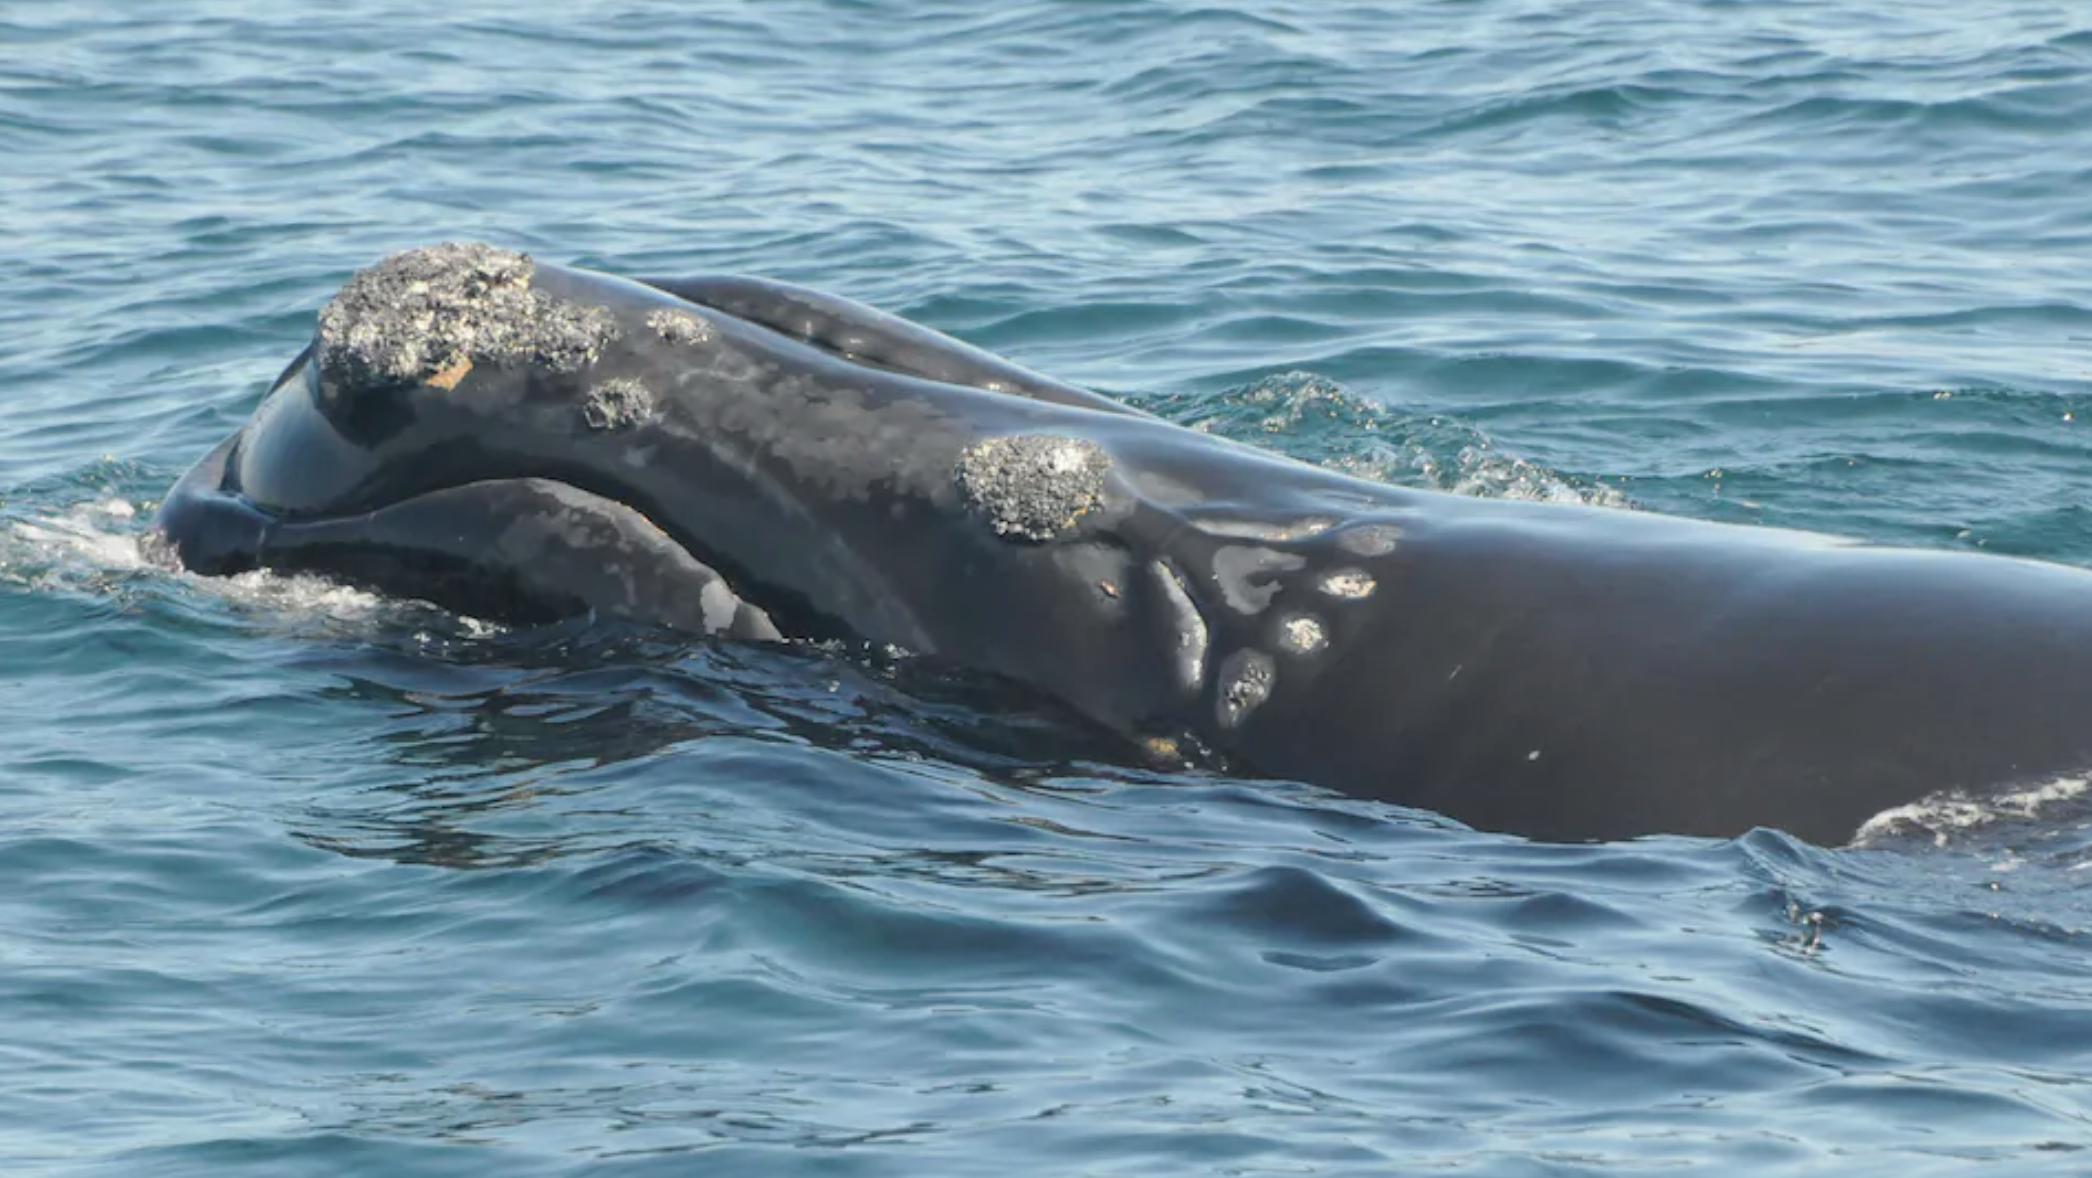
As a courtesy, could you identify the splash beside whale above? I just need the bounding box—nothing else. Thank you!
[152,243,2092,844]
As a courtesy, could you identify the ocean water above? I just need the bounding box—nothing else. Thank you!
[4,0,2092,1172]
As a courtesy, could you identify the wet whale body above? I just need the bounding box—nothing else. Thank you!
[155,243,2092,844]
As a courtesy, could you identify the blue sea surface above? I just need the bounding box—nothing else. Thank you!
[5,0,2092,1173]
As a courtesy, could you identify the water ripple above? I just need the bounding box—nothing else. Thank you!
[7,0,2092,1173]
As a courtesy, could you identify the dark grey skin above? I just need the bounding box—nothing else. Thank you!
[154,243,2092,844]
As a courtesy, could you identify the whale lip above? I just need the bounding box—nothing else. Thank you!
[150,348,800,640]
[149,434,266,574]
[154,444,784,638]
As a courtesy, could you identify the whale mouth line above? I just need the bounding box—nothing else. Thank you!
[204,339,822,641]
[256,462,827,641]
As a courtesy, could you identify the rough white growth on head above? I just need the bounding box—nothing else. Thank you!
[955,434,1112,542]
[317,242,618,389]
[1277,613,1327,655]
[1216,648,1276,729]
[582,377,655,431]
[645,308,711,345]
[1336,523,1402,557]
[1320,568,1376,599]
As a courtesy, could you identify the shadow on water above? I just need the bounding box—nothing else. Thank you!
[285,621,1173,872]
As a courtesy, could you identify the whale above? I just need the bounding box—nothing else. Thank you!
[153,242,2092,844]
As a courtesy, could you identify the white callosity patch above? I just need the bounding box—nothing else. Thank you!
[1335,523,1402,557]
[954,433,1112,542]
[1276,613,1327,655]
[646,308,711,345]
[581,377,654,431]
[1215,648,1276,729]
[317,242,619,390]
[1319,568,1376,599]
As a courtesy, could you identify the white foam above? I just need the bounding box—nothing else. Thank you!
[2,498,161,617]
[1443,446,1630,509]
[2,498,151,577]
[1318,420,1624,511]
[220,568,391,620]
[5,496,503,640]
[1853,774,2092,847]
[1173,371,1630,512]
[208,566,508,643]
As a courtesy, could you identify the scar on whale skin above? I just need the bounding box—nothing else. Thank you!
[1212,545,1308,615]
[1150,558,1209,691]
[316,241,619,391]
[1197,516,1338,542]
[954,434,1112,542]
